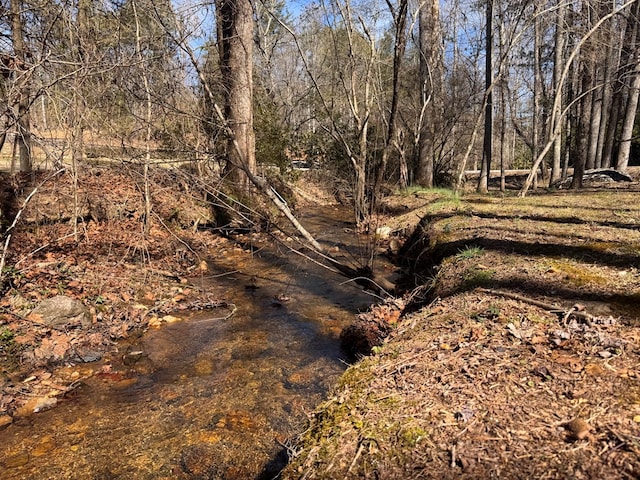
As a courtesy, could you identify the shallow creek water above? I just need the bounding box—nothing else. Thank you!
[0,208,386,479]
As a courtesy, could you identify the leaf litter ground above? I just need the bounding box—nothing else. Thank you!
[284,183,640,479]
[0,167,236,425]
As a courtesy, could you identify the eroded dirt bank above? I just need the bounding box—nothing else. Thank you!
[283,187,640,479]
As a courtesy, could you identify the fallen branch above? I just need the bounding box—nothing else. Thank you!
[476,287,612,327]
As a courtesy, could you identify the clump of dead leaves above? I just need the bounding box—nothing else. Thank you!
[0,167,230,420]
[340,297,405,358]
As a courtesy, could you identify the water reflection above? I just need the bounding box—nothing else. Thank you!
[0,209,380,479]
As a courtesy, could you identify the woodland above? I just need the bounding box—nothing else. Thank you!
[1,0,640,226]
[0,0,640,478]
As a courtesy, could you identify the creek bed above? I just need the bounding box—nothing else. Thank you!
[0,207,385,479]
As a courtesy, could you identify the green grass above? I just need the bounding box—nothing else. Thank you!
[455,245,484,260]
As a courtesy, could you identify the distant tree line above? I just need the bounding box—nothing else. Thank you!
[0,0,639,226]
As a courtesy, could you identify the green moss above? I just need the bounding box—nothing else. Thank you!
[547,259,606,286]
[462,267,496,289]
[399,425,428,447]
[0,326,22,371]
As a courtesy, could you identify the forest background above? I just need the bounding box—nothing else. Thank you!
[2,0,640,232]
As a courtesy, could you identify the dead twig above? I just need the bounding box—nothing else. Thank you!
[0,169,65,285]
[476,287,611,326]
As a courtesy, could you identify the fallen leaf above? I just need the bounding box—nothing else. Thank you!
[564,418,591,441]
[585,363,605,376]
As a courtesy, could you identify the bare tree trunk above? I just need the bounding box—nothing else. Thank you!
[478,0,493,193]
[217,0,257,191]
[497,5,507,192]
[595,43,615,169]
[70,0,90,240]
[550,0,566,183]
[602,90,621,167]
[570,58,592,190]
[604,5,636,167]
[616,62,640,171]
[416,0,444,188]
[616,2,640,171]
[10,0,31,173]
[532,2,542,186]
[373,0,408,208]
[132,0,153,235]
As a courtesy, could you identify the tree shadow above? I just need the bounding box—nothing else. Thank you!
[466,210,640,231]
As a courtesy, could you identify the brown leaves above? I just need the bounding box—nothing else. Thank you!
[564,418,593,442]
[33,332,71,364]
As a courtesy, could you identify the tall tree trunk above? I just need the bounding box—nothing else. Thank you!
[373,0,408,209]
[9,0,31,173]
[587,66,602,170]
[616,1,640,171]
[595,39,616,169]
[604,5,637,167]
[497,4,507,192]
[571,60,591,189]
[478,0,493,193]
[70,0,90,239]
[416,0,444,188]
[532,2,542,185]
[217,0,256,191]
[616,62,640,171]
[602,88,621,167]
[72,0,90,165]
[132,0,153,235]
[550,0,566,183]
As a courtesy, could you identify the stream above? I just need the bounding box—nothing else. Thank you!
[0,207,391,479]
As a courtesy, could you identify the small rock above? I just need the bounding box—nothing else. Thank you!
[565,418,591,441]
[16,396,58,417]
[4,452,29,468]
[29,295,91,330]
[123,350,146,365]
[375,226,392,239]
[162,315,181,324]
[74,350,102,363]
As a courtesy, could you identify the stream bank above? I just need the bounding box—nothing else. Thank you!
[0,168,397,478]
[283,187,640,479]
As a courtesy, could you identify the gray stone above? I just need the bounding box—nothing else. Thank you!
[30,295,92,330]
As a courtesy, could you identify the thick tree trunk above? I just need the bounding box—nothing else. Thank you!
[616,63,640,171]
[477,0,493,193]
[570,61,592,189]
[217,0,256,191]
[616,2,640,171]
[416,0,444,188]
[9,0,31,173]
